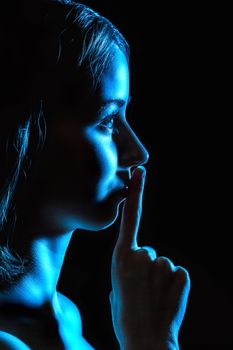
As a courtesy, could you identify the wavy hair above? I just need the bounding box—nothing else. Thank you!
[0,0,129,285]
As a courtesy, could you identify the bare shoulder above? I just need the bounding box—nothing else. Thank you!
[0,331,30,350]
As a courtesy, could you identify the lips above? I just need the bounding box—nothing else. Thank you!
[117,171,131,188]
[117,181,129,194]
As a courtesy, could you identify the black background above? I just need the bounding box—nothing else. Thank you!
[57,1,232,350]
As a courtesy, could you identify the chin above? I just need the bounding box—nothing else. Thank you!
[59,191,126,232]
[81,196,125,231]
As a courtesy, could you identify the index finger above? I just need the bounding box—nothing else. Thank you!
[115,166,146,252]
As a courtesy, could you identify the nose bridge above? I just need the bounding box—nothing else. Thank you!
[120,123,149,168]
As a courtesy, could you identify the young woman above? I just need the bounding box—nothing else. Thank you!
[0,0,190,349]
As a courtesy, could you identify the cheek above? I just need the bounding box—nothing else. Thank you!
[82,132,118,200]
[51,129,118,200]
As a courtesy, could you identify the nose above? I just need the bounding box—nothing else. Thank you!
[118,123,149,170]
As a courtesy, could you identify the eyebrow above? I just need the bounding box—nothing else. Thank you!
[100,96,131,108]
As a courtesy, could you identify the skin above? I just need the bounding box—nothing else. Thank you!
[0,46,149,347]
[110,167,190,350]
[0,45,190,349]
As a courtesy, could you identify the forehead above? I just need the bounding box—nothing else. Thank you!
[97,48,129,104]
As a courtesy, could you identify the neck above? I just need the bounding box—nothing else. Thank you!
[0,230,73,315]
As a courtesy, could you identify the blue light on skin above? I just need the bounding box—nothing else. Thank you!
[0,331,31,350]
[0,46,149,347]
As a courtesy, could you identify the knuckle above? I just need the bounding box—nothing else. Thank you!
[155,256,174,271]
[136,246,157,261]
[175,266,191,287]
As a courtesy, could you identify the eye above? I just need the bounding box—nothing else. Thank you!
[99,114,119,135]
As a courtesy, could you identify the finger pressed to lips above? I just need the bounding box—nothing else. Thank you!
[116,166,146,252]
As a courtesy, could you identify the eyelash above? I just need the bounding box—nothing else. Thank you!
[100,115,119,135]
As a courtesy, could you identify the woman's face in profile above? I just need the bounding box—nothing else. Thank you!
[31,47,148,232]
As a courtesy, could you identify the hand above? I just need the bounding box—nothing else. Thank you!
[110,166,190,350]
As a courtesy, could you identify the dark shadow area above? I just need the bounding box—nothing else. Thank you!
[30,1,229,349]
